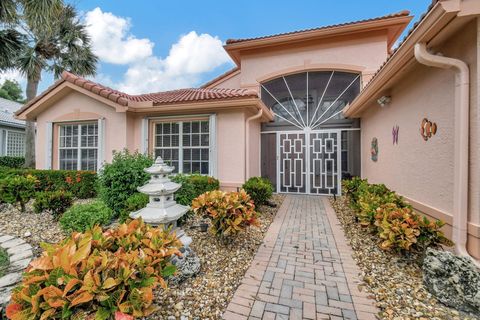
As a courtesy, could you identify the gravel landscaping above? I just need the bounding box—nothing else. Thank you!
[0,194,284,319]
[329,196,480,320]
[151,194,285,320]
[0,202,65,257]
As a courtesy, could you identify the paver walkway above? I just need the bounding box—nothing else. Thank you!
[224,195,379,320]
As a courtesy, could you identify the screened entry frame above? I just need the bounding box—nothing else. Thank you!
[276,129,343,196]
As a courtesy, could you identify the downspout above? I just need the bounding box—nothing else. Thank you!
[245,108,263,181]
[414,43,480,267]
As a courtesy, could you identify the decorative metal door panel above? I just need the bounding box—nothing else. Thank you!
[277,133,307,193]
[277,130,341,195]
[308,131,341,195]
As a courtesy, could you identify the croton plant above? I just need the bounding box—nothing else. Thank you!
[6,219,182,320]
[192,189,258,237]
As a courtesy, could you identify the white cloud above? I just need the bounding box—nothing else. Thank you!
[118,31,232,94]
[84,7,154,64]
[84,8,232,94]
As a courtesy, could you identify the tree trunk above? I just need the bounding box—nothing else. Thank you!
[23,68,41,168]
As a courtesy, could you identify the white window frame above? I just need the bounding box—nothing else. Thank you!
[4,129,26,156]
[58,122,98,171]
[151,115,216,176]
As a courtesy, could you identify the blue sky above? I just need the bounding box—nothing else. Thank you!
[2,0,432,95]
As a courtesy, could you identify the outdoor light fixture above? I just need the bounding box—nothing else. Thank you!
[377,95,391,107]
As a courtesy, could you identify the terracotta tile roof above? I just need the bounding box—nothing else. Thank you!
[16,71,259,116]
[226,10,411,45]
[200,66,240,88]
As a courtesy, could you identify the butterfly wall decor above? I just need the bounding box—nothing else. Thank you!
[392,125,399,145]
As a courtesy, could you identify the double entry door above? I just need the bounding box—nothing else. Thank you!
[277,130,341,195]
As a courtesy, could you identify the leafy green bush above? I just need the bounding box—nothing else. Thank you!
[344,178,451,253]
[242,177,273,206]
[0,156,24,168]
[0,175,36,211]
[119,192,149,222]
[33,190,73,218]
[97,150,153,215]
[0,169,97,198]
[7,219,182,319]
[171,173,220,206]
[192,190,258,238]
[59,201,114,233]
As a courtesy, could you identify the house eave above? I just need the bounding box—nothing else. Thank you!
[343,0,480,118]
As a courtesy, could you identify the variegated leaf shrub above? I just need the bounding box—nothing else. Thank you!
[343,178,451,253]
[191,189,258,237]
[6,219,182,320]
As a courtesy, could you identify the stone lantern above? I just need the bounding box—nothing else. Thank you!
[130,156,199,279]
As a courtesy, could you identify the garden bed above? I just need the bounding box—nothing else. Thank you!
[329,196,479,320]
[151,194,285,319]
[0,199,93,257]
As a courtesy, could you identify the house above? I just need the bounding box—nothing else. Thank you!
[0,97,25,157]
[15,1,479,259]
[15,10,411,191]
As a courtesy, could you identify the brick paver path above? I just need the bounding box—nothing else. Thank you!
[224,195,379,320]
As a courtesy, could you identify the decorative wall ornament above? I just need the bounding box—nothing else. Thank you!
[371,137,378,162]
[420,118,437,141]
[392,125,399,145]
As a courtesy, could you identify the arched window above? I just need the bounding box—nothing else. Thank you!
[261,71,360,129]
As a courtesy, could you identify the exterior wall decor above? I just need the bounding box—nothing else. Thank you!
[392,125,399,145]
[420,118,437,141]
[370,137,378,162]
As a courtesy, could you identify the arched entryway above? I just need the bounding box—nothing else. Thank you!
[260,71,361,195]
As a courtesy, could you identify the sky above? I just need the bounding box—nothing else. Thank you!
[0,0,432,96]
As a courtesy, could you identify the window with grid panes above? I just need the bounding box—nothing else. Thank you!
[59,123,98,171]
[154,120,209,174]
[6,130,25,156]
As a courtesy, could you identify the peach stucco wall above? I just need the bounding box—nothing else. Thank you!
[360,21,479,258]
[36,90,127,169]
[217,32,389,91]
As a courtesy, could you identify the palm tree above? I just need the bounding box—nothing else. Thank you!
[1,1,98,168]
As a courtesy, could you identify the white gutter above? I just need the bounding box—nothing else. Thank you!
[245,108,263,180]
[414,42,480,267]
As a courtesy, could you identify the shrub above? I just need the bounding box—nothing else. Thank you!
[33,190,74,218]
[0,175,36,212]
[242,177,273,206]
[0,156,24,168]
[171,173,220,206]
[344,179,451,253]
[120,193,149,223]
[0,169,97,199]
[192,189,258,238]
[374,203,451,252]
[98,150,153,215]
[59,201,114,233]
[6,219,182,319]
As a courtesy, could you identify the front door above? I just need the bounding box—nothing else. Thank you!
[277,130,341,195]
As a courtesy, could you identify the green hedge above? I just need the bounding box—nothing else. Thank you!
[171,173,220,206]
[0,168,97,199]
[0,156,24,168]
[242,177,273,206]
[59,201,113,233]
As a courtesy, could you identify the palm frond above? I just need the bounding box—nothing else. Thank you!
[0,0,18,24]
[0,29,25,70]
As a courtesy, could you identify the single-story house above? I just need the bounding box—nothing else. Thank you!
[0,97,25,157]
[15,0,480,260]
